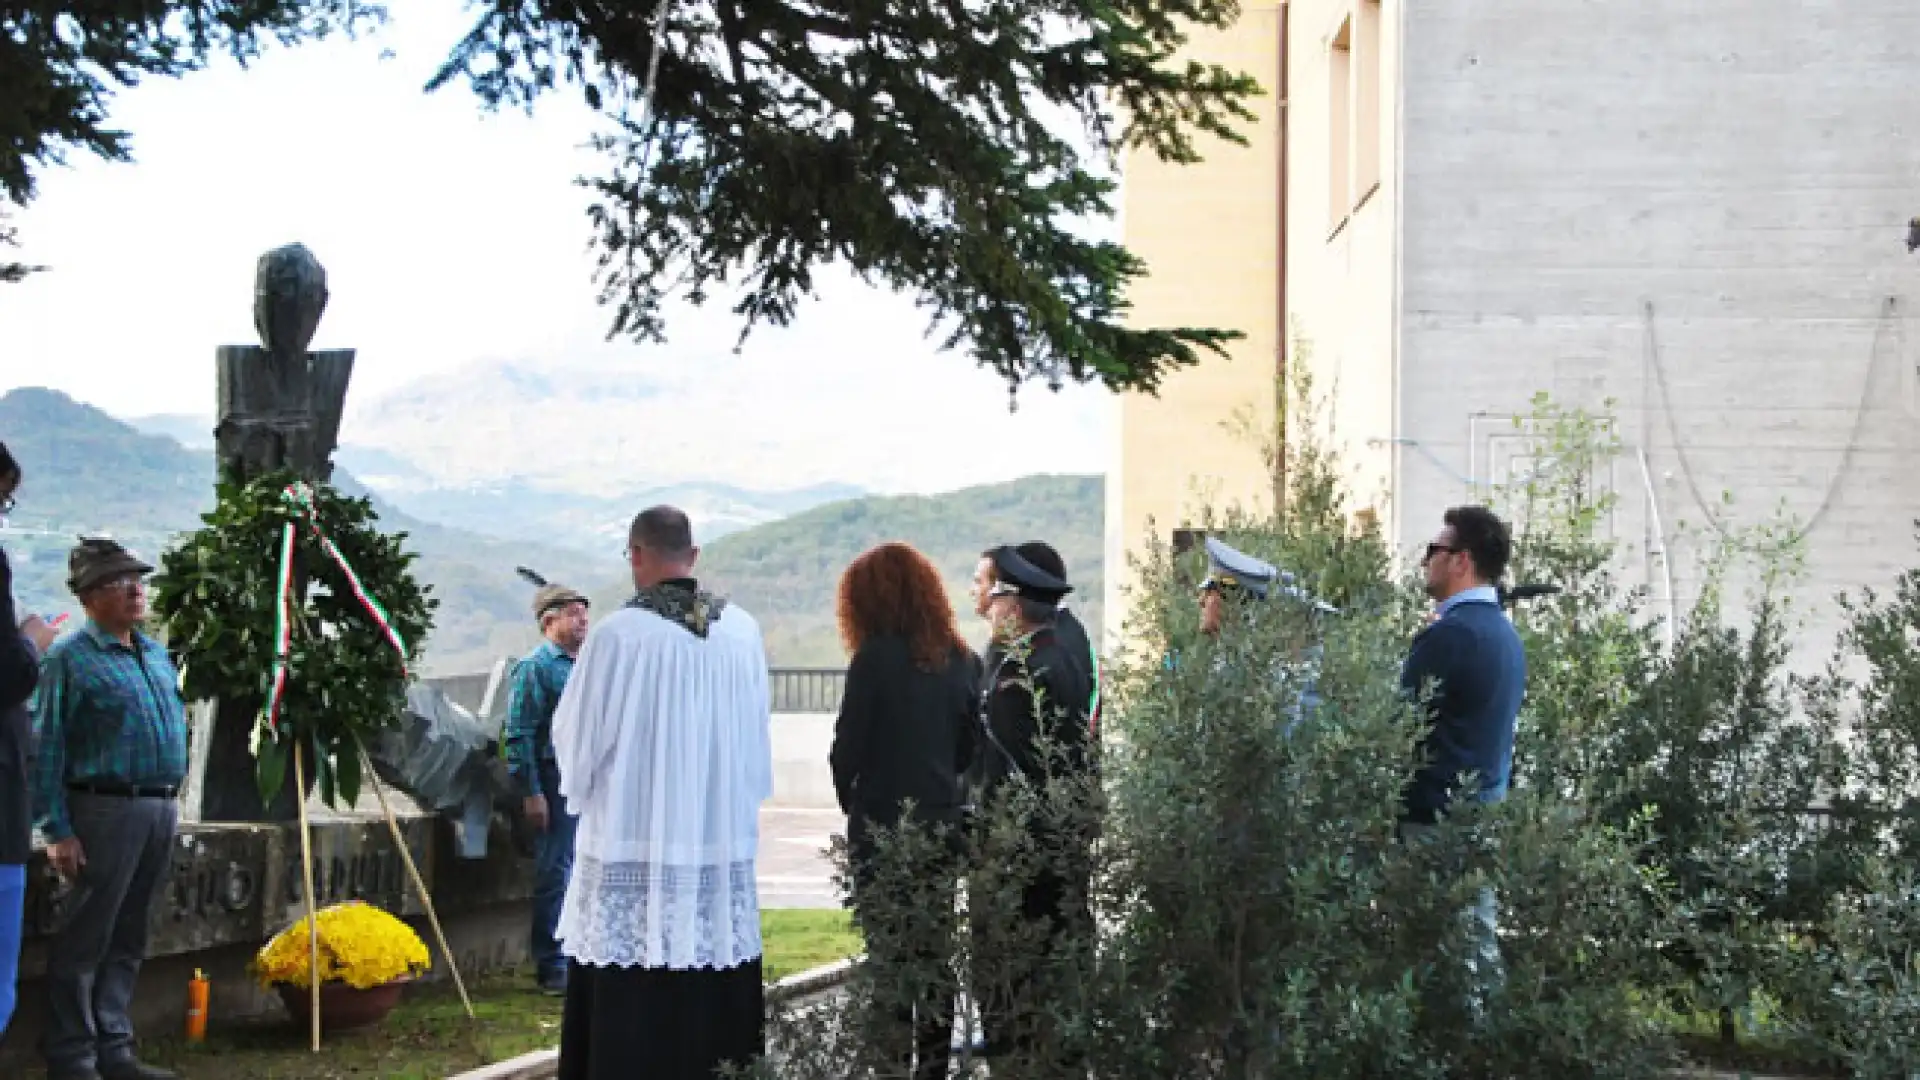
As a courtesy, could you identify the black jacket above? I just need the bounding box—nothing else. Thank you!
[0,547,42,865]
[975,626,1094,794]
[830,635,979,847]
[1051,607,1100,735]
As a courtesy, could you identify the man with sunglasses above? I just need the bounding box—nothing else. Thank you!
[1401,505,1526,1019]
[34,536,187,1080]
[1403,507,1525,823]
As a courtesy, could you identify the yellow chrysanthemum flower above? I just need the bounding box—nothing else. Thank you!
[253,900,432,990]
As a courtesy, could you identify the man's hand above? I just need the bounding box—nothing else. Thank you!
[46,835,85,881]
[20,614,56,653]
[523,795,549,833]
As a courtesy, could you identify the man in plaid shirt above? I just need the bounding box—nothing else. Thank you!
[34,537,187,1080]
[506,582,590,996]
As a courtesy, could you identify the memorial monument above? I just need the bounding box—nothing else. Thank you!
[201,243,355,822]
[1,246,537,1067]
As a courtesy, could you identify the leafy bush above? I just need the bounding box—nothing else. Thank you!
[762,368,1920,1078]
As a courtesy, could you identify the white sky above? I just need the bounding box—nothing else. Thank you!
[0,1,1119,494]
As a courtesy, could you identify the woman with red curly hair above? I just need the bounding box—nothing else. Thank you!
[829,541,978,1080]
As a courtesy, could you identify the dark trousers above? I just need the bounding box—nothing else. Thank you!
[43,792,177,1074]
[849,820,960,1080]
[558,958,764,1080]
[973,870,1090,1057]
[531,761,579,982]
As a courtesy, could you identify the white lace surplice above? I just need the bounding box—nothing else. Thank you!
[550,602,774,971]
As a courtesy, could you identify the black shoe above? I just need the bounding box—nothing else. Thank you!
[100,1061,178,1080]
[538,972,568,997]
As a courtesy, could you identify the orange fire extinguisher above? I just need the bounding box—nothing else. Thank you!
[185,968,210,1043]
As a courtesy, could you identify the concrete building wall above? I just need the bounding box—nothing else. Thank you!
[1394,0,1920,658]
[1108,2,1286,647]
[1286,0,1402,529]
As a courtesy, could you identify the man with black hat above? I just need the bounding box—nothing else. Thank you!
[971,545,1096,1064]
[506,581,590,996]
[34,537,186,1080]
[1012,541,1101,739]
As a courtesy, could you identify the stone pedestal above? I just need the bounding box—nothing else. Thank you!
[0,809,534,1068]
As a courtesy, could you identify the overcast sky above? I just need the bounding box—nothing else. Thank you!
[0,1,1119,494]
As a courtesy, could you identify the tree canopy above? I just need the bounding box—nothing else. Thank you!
[1,2,383,204]
[6,0,1260,393]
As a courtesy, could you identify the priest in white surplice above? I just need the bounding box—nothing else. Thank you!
[550,505,774,1080]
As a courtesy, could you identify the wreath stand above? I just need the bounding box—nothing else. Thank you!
[283,737,475,1051]
[259,485,474,1051]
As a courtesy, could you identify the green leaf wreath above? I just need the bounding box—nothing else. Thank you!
[151,469,437,810]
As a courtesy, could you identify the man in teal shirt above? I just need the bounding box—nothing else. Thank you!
[35,537,186,1080]
[506,583,589,995]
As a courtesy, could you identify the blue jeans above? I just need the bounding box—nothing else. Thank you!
[532,761,579,982]
[0,862,23,1037]
[1397,821,1504,1021]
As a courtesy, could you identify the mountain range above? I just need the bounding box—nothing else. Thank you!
[3,387,601,674]
[123,410,866,551]
[7,388,1103,674]
[588,473,1106,667]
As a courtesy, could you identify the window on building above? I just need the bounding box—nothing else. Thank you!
[1328,16,1351,231]
[1171,528,1204,588]
[1355,0,1382,199]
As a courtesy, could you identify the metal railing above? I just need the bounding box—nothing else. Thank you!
[426,664,847,717]
[769,668,847,714]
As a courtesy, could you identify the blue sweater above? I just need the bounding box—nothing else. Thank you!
[1399,595,1526,824]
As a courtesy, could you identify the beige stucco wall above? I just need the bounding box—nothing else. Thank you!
[1107,3,1285,649]
[1285,0,1400,534]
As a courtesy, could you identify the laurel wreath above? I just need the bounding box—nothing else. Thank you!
[151,470,437,810]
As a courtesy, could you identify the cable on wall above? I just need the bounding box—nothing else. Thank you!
[1642,296,1896,545]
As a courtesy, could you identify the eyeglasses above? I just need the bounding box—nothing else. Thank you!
[1423,543,1462,565]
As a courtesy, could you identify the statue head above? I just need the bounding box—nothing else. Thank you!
[253,243,329,356]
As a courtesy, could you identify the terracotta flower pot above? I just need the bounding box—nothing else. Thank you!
[276,977,409,1034]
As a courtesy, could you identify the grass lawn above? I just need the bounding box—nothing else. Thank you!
[20,909,862,1080]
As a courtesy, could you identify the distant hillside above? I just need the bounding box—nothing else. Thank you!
[351,476,867,554]
[589,475,1106,666]
[7,388,1107,674]
[0,388,599,674]
[124,412,866,551]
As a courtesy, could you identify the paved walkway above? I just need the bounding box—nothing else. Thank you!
[247,792,848,909]
[759,806,846,909]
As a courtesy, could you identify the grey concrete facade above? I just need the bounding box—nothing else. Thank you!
[1391,0,1920,659]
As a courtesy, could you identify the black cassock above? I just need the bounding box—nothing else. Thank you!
[559,958,765,1080]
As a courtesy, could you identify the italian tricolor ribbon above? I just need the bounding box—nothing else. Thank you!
[262,482,410,734]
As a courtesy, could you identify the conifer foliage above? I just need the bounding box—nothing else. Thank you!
[0,2,383,205]
[427,0,1259,393]
[6,1,1259,391]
